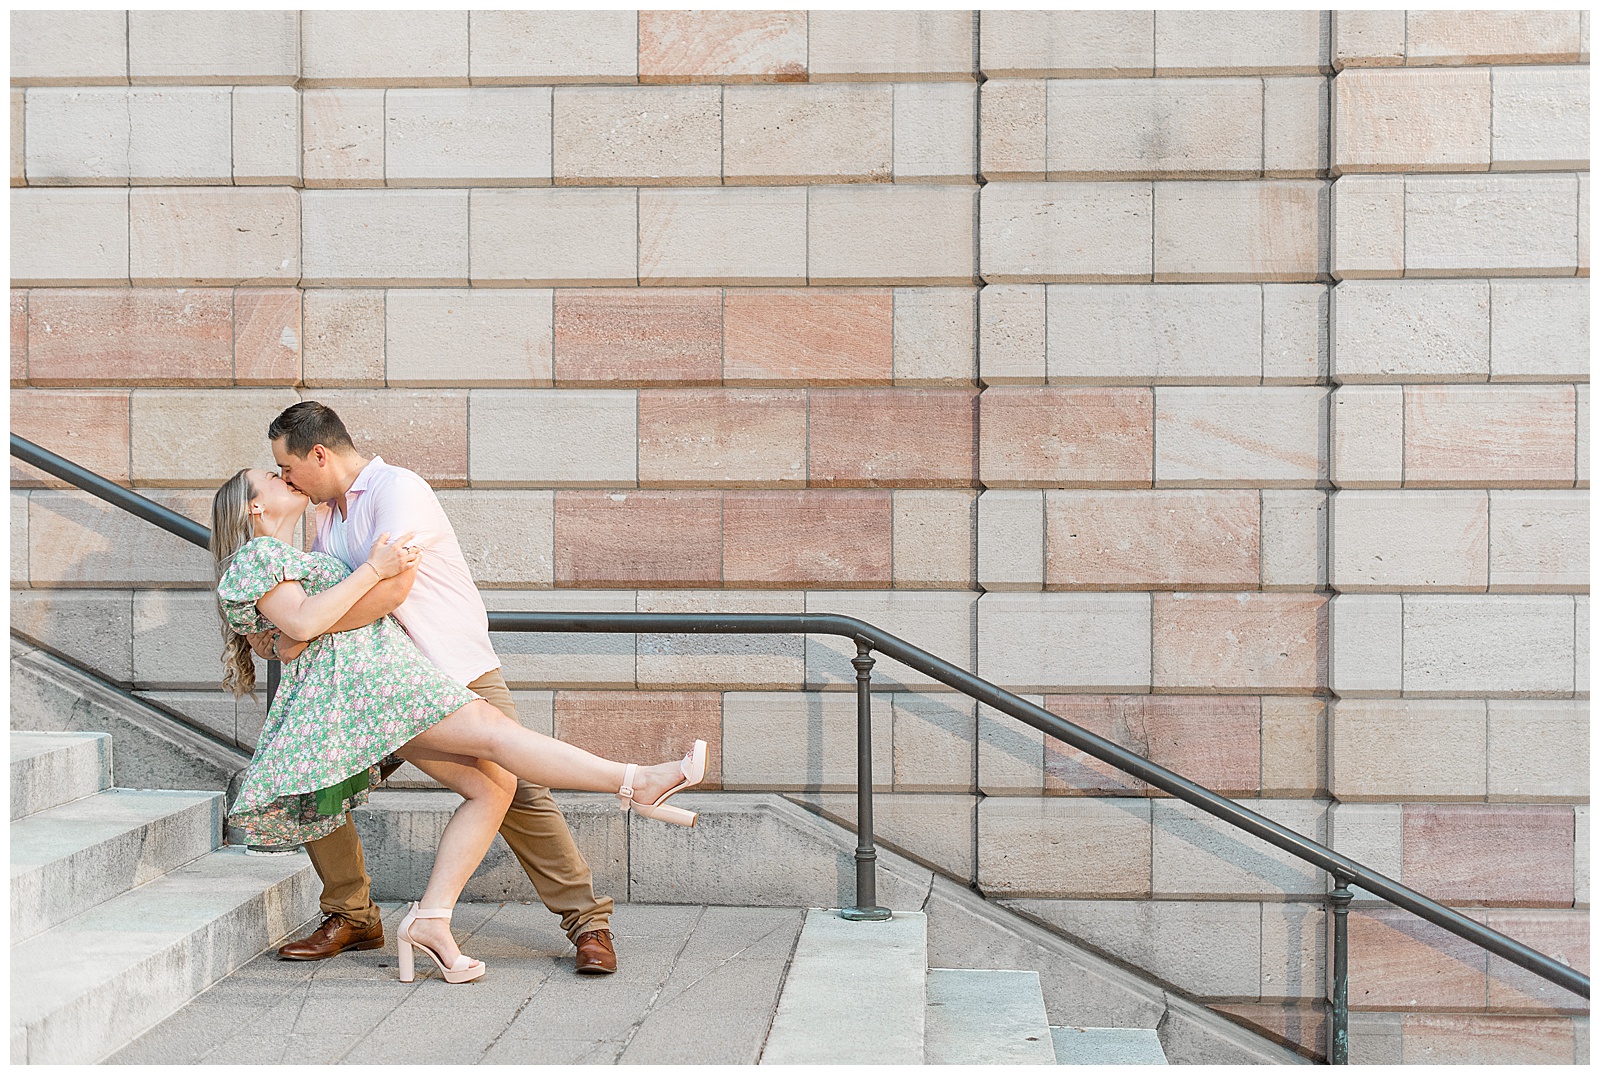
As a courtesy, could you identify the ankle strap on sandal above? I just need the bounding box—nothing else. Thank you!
[409,904,454,920]
[617,763,638,809]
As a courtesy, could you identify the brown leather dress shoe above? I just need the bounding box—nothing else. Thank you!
[277,914,385,961]
[574,928,617,975]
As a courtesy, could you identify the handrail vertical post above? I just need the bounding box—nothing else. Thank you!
[1330,874,1353,1065]
[840,638,891,922]
[267,658,280,708]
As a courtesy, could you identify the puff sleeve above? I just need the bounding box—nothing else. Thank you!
[216,537,309,635]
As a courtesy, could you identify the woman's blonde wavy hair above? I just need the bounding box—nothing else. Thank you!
[211,468,259,696]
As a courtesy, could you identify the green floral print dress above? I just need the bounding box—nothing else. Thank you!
[218,536,475,844]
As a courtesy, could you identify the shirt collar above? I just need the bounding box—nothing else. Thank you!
[348,456,384,496]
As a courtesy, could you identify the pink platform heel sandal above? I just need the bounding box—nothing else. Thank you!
[396,903,485,984]
[617,740,708,827]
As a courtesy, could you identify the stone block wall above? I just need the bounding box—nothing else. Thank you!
[8,10,1588,1062]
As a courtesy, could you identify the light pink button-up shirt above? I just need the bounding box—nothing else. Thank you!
[312,457,499,688]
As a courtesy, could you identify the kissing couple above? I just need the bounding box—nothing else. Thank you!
[211,401,706,985]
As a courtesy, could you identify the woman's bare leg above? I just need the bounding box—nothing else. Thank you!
[391,744,516,967]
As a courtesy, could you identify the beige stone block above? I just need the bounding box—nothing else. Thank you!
[1152,799,1327,898]
[1331,175,1405,279]
[12,489,30,585]
[1155,386,1326,487]
[1047,78,1263,180]
[640,186,806,286]
[1332,280,1490,383]
[1260,490,1327,591]
[1332,10,1406,69]
[302,289,384,387]
[980,182,1154,283]
[1487,700,1589,802]
[11,590,134,684]
[1492,66,1589,172]
[976,592,1151,693]
[1331,699,1488,801]
[387,88,552,186]
[892,694,975,791]
[133,589,239,689]
[301,89,384,188]
[11,89,24,188]
[979,10,1154,78]
[979,80,1046,182]
[1330,385,1404,488]
[1577,804,1590,908]
[637,11,807,85]
[809,184,978,286]
[1260,697,1326,797]
[232,87,299,186]
[1153,592,1326,695]
[469,10,638,85]
[978,797,1152,898]
[636,591,806,690]
[23,88,128,185]
[1327,802,1402,902]
[127,88,232,184]
[1331,490,1489,592]
[721,692,892,791]
[1580,173,1589,278]
[1576,595,1589,696]
[554,86,718,186]
[483,589,635,689]
[808,11,976,82]
[977,284,1046,384]
[893,287,975,385]
[129,387,299,487]
[894,82,976,181]
[129,187,298,286]
[1579,385,1590,489]
[302,189,467,286]
[805,590,976,691]
[467,389,636,488]
[470,187,637,287]
[302,10,469,87]
[1488,490,1589,593]
[977,490,1044,592]
[1405,174,1581,278]
[434,489,553,588]
[1490,279,1589,382]
[1406,10,1582,66]
[892,489,975,590]
[1264,76,1329,178]
[1154,180,1325,283]
[385,289,554,387]
[723,83,892,185]
[1329,594,1403,696]
[1333,69,1491,174]
[1262,284,1330,385]
[978,697,1045,793]
[1154,10,1329,75]
[127,10,298,85]
[11,11,127,86]
[1402,595,1578,697]
[1046,283,1261,385]
[27,489,212,587]
[800,792,976,880]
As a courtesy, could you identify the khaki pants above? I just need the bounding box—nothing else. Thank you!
[304,668,613,941]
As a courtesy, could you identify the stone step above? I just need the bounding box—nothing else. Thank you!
[10,787,224,943]
[925,968,1057,1064]
[10,731,111,820]
[760,909,928,1064]
[9,845,318,1065]
[1050,1026,1170,1065]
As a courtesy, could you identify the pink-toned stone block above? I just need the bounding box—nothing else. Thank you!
[1044,490,1260,590]
[25,288,232,385]
[1401,1015,1577,1064]
[553,490,722,587]
[1404,385,1578,487]
[979,386,1155,488]
[723,490,893,588]
[1153,593,1327,694]
[302,290,384,387]
[1346,908,1488,1010]
[807,388,978,488]
[1044,694,1262,796]
[723,289,893,385]
[9,389,130,487]
[300,388,467,487]
[11,291,27,384]
[1402,804,1575,907]
[553,289,722,387]
[1484,909,1590,1011]
[554,691,723,788]
[637,10,807,84]
[232,288,301,385]
[637,388,807,487]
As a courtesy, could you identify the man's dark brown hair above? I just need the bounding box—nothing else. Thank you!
[268,401,356,457]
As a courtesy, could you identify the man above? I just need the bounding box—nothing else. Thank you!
[249,401,618,974]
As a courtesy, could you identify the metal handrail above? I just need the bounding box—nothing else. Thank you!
[12,434,1589,1060]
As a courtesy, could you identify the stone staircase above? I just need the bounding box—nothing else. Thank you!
[8,731,318,1064]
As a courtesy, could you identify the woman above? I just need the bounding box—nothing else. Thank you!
[212,468,705,985]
